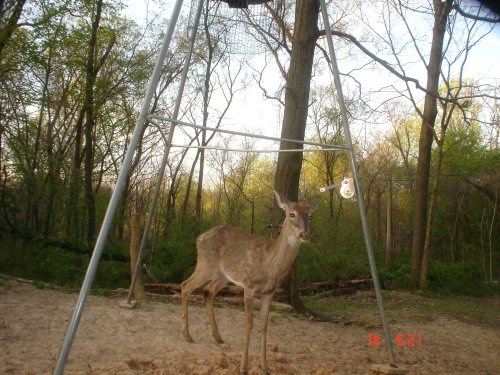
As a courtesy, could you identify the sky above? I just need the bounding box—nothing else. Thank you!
[120,0,500,150]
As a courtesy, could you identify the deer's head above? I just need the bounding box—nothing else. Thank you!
[274,190,318,243]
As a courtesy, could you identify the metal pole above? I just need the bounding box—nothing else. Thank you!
[53,1,185,373]
[165,144,346,153]
[127,0,205,304]
[319,0,396,365]
[147,115,352,151]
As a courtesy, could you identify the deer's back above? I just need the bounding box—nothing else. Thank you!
[197,225,273,256]
[196,225,276,288]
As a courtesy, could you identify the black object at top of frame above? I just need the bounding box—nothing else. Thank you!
[215,0,272,9]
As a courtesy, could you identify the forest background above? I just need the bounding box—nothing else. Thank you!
[0,0,499,298]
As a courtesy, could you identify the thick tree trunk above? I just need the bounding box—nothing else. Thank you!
[410,0,452,288]
[273,0,319,313]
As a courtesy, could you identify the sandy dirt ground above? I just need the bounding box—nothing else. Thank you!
[1,279,499,375]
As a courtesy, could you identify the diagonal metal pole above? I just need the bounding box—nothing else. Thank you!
[52,1,185,374]
[127,0,205,304]
[319,0,396,365]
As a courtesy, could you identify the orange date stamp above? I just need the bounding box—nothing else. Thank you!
[368,333,422,348]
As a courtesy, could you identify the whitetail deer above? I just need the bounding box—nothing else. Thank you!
[181,190,317,375]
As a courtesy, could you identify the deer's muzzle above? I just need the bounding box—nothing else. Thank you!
[299,231,311,242]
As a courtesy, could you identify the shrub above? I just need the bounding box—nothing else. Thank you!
[298,243,370,284]
[427,261,497,297]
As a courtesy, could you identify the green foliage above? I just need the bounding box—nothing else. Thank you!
[298,242,370,283]
[0,230,130,289]
[148,239,197,284]
[427,261,499,297]
[95,261,130,289]
[378,262,412,284]
[0,232,87,288]
[145,220,206,284]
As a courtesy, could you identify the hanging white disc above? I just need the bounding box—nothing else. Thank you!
[340,178,355,199]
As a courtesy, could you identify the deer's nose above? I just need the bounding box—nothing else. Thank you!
[299,231,311,242]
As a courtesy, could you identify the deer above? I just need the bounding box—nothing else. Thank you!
[181,190,318,375]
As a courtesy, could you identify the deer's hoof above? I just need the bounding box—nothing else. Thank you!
[183,334,194,343]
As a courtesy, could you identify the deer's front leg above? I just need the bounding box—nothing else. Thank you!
[240,288,254,375]
[259,294,273,375]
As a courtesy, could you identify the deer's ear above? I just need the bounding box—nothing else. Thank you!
[273,189,289,210]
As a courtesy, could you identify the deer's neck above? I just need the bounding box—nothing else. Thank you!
[270,222,302,277]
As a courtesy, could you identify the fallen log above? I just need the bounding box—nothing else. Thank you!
[312,287,358,300]
[143,278,374,301]
[144,283,285,300]
[298,281,339,294]
[149,293,294,312]
[338,279,373,289]
[110,289,294,313]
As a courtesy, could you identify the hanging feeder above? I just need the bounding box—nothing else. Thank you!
[216,0,272,9]
[340,177,355,199]
[186,0,279,55]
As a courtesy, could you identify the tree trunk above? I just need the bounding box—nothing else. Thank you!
[420,140,445,289]
[410,0,452,288]
[385,176,393,269]
[182,149,201,218]
[488,190,497,282]
[129,207,145,299]
[195,2,213,221]
[83,0,104,251]
[67,109,85,241]
[273,0,320,313]
[0,0,27,58]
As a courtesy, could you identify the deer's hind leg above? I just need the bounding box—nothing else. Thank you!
[203,272,228,344]
[181,266,212,343]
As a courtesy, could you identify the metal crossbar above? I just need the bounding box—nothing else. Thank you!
[147,114,352,151]
[168,144,342,153]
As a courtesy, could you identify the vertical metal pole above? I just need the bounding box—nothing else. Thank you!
[319,0,396,365]
[127,0,205,304]
[53,1,185,374]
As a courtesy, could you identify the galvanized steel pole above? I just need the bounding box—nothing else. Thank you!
[127,0,204,304]
[319,0,396,365]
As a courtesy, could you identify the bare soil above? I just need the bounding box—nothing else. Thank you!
[1,279,499,375]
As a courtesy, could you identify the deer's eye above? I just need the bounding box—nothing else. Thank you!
[308,215,313,221]
[289,213,296,218]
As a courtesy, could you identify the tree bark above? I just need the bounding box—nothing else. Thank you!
[0,0,27,58]
[66,109,85,241]
[129,207,145,299]
[273,0,320,313]
[195,1,213,221]
[83,0,104,251]
[410,0,452,288]
[385,176,393,269]
[420,140,444,289]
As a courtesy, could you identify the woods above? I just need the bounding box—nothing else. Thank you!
[0,0,499,299]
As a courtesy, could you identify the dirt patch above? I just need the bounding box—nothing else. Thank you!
[1,280,499,374]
